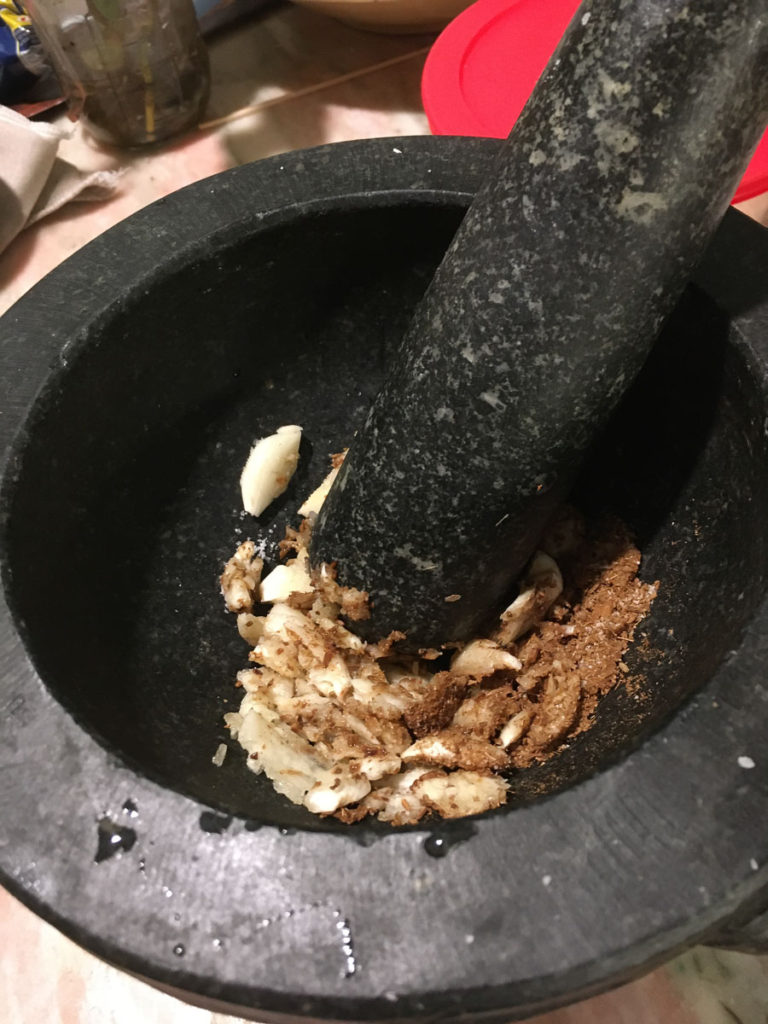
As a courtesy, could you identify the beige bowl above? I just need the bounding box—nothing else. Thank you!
[290,0,474,33]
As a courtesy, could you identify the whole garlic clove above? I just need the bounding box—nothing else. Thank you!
[240,424,302,516]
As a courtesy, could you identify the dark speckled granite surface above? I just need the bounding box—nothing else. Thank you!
[312,0,768,649]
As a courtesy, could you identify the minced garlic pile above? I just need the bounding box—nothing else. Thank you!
[220,434,656,825]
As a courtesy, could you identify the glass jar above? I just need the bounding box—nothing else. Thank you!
[24,0,210,147]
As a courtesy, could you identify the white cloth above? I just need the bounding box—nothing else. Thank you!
[0,104,120,252]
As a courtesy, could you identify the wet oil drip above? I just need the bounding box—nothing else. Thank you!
[253,905,302,931]
[251,903,357,977]
[173,944,185,957]
[333,909,357,978]
[344,828,381,848]
[94,817,137,863]
[424,822,477,858]
[122,799,139,818]
[198,811,232,834]
[424,835,448,858]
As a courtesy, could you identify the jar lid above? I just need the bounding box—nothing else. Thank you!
[421,0,768,204]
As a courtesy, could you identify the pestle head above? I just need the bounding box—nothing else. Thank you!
[310,0,768,651]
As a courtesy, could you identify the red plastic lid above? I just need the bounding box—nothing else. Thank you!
[422,0,768,204]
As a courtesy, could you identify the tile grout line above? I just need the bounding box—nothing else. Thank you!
[197,45,432,132]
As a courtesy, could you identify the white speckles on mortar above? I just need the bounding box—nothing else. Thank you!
[594,121,640,155]
[479,390,506,411]
[559,151,585,171]
[616,189,668,223]
[393,545,441,573]
[310,0,768,649]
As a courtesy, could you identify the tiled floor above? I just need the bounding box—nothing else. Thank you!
[1,2,768,1022]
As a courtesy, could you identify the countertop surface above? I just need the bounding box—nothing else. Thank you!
[1,2,768,1022]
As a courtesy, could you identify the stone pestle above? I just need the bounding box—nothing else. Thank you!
[310,0,768,650]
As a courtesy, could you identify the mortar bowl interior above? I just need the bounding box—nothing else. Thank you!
[3,184,767,829]
[2,138,768,1022]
